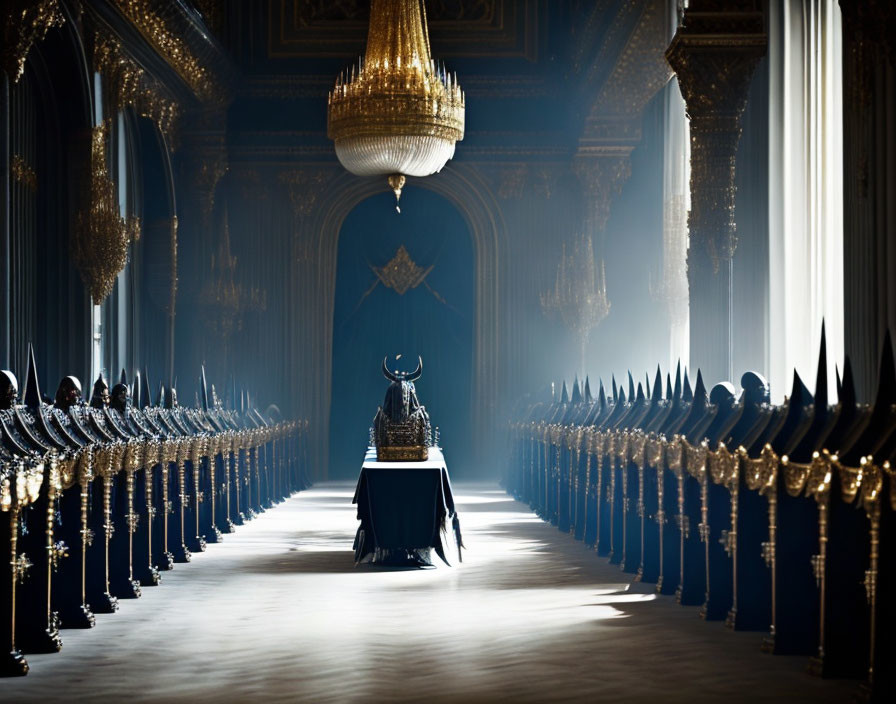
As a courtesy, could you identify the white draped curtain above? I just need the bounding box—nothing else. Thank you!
[661,77,690,374]
[659,0,689,374]
[768,0,844,402]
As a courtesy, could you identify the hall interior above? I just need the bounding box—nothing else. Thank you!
[1,0,895,701]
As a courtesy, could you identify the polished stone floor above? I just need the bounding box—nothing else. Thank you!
[5,482,856,703]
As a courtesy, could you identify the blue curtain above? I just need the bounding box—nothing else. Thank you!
[329,186,474,478]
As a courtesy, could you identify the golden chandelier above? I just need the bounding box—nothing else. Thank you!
[327,0,465,211]
[73,121,141,304]
[541,234,611,376]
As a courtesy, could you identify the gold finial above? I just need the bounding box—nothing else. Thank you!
[388,174,406,213]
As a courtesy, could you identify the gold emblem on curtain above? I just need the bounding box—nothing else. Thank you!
[371,245,433,295]
[351,245,449,315]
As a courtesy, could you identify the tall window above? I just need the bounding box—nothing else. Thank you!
[111,110,132,379]
[768,0,844,401]
[90,73,104,387]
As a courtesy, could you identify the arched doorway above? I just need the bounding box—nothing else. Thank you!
[328,186,474,479]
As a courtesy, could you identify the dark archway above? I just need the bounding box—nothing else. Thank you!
[328,186,474,479]
[304,163,507,480]
[11,9,94,380]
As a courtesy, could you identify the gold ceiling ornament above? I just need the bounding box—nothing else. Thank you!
[113,0,221,103]
[540,233,610,376]
[2,0,64,82]
[372,245,433,295]
[327,0,465,212]
[93,32,179,143]
[73,121,142,304]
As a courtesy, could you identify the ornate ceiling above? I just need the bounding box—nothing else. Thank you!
[266,0,540,61]
[207,0,672,165]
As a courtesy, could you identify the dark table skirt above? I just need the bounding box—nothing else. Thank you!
[352,464,462,565]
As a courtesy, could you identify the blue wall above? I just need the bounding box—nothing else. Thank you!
[329,187,474,478]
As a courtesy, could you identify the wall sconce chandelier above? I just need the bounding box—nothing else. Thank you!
[73,121,141,304]
[541,233,611,376]
[327,0,465,212]
[199,209,266,343]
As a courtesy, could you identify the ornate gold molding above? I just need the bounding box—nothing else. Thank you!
[577,0,640,93]
[376,445,429,462]
[666,6,766,273]
[94,32,179,142]
[113,0,223,102]
[2,0,64,82]
[269,0,538,61]
[73,121,142,304]
[588,0,672,120]
[568,0,615,75]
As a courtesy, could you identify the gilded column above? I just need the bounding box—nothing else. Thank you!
[666,2,766,385]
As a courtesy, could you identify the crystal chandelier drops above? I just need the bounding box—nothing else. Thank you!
[327,0,465,211]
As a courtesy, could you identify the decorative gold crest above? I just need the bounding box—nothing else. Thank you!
[371,245,433,296]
